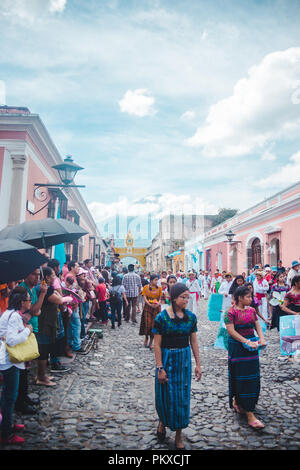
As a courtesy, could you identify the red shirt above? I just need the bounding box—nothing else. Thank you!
[96,284,106,302]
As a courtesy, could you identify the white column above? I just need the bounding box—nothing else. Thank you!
[8,153,27,226]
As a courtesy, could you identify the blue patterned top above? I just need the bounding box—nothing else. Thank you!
[152,309,197,336]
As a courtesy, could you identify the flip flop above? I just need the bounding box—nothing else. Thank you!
[249,420,265,429]
[35,375,54,381]
[36,379,56,387]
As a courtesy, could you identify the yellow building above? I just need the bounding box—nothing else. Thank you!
[167,248,185,272]
[114,230,147,269]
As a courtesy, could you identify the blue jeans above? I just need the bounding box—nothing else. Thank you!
[81,301,89,338]
[0,366,20,439]
[68,309,82,351]
[110,301,122,328]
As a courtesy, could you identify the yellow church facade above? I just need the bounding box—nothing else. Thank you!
[114,230,147,269]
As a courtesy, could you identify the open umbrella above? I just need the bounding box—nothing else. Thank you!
[0,239,49,283]
[0,218,88,249]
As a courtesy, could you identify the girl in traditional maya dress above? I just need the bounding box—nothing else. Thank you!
[163,275,177,306]
[160,280,168,306]
[139,275,162,350]
[153,283,202,449]
[224,286,267,429]
[269,272,289,331]
[280,275,300,317]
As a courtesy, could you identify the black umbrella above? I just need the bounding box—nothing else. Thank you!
[0,239,49,283]
[0,218,88,249]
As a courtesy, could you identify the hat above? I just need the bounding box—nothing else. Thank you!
[265,267,271,272]
[271,266,278,272]
[224,272,233,278]
[255,270,265,277]
[77,268,88,276]
[292,260,300,268]
[254,265,260,270]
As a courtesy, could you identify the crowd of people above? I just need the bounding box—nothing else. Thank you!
[0,255,299,447]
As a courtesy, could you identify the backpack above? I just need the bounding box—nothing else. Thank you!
[109,287,122,304]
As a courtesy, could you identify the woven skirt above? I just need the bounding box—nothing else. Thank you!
[139,304,160,336]
[155,346,192,431]
[228,336,260,412]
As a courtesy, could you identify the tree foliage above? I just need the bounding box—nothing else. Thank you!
[211,208,238,227]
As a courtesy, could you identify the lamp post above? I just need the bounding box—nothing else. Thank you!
[30,155,85,216]
[225,229,236,244]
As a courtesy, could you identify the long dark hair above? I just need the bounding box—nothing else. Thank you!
[169,283,189,323]
[8,286,28,311]
[167,275,177,293]
[229,275,245,295]
[233,286,251,305]
[42,266,54,281]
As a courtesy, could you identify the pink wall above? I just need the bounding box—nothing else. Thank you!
[0,147,4,187]
[204,202,300,275]
[26,154,52,221]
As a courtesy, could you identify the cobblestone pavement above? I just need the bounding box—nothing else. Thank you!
[8,299,300,450]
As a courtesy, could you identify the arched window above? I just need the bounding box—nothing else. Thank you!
[251,238,262,267]
[270,238,280,267]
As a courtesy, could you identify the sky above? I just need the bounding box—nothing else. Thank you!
[1,0,300,236]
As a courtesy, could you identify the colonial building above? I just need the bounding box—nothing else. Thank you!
[146,214,214,272]
[202,181,300,275]
[113,230,147,269]
[0,105,106,263]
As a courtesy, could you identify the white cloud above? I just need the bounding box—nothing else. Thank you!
[186,47,300,158]
[49,0,67,13]
[119,89,156,117]
[88,193,217,223]
[256,150,300,187]
[0,0,67,24]
[261,148,276,161]
[180,111,195,121]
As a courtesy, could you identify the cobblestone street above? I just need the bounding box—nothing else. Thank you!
[12,299,300,451]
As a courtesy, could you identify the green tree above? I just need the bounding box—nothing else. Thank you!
[211,208,238,227]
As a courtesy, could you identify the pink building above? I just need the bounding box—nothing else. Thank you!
[0,106,106,263]
[203,182,300,275]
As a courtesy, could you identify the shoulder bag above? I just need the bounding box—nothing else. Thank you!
[4,312,40,363]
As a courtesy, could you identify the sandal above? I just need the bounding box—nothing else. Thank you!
[36,379,56,387]
[249,419,265,429]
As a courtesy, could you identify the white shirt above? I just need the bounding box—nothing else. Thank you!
[253,279,269,294]
[218,280,233,296]
[186,279,201,293]
[0,309,31,370]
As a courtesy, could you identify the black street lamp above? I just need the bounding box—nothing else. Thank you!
[225,229,242,245]
[35,155,85,190]
[52,155,84,186]
[225,229,236,243]
[30,155,86,216]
